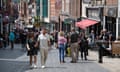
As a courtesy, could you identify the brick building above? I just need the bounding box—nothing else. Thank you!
[49,0,82,32]
[70,0,81,20]
[18,0,36,29]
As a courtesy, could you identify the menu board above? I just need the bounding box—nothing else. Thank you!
[112,41,120,54]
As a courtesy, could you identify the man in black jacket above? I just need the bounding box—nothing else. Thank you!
[69,28,79,63]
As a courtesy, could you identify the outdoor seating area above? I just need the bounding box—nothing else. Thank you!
[96,40,120,63]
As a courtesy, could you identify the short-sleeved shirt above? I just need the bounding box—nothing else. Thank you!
[37,33,50,49]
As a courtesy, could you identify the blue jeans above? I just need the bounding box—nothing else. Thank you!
[58,44,65,62]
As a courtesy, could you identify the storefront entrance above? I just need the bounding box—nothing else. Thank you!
[88,22,102,35]
[105,16,116,36]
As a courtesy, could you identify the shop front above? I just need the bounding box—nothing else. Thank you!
[104,6,117,39]
[63,18,75,32]
[50,16,59,32]
[86,7,103,35]
[105,16,116,35]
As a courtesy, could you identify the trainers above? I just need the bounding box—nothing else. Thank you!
[33,64,37,68]
[41,65,45,69]
[70,61,77,63]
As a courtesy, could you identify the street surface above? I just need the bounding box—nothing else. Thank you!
[0,44,120,72]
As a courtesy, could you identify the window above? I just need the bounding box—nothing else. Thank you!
[91,0,105,6]
[83,0,91,4]
[42,0,48,17]
[87,8,101,20]
[36,0,40,16]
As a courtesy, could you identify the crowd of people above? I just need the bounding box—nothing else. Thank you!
[0,27,116,68]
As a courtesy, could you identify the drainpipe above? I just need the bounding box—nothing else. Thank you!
[103,16,105,29]
[116,17,118,40]
[116,0,120,40]
[103,0,106,30]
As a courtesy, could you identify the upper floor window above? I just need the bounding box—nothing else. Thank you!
[83,0,91,4]
[91,0,105,6]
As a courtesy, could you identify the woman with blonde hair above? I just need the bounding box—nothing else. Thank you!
[58,31,67,63]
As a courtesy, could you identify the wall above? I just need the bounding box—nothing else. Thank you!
[82,2,89,18]
[106,0,117,6]
[50,0,56,20]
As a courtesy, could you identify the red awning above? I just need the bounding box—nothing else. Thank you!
[75,19,99,29]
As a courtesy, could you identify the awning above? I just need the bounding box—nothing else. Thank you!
[75,19,99,29]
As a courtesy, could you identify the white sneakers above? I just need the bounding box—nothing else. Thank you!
[41,65,45,69]
[33,64,37,68]
[30,64,46,69]
[30,64,37,69]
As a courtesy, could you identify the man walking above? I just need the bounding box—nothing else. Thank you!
[36,28,50,68]
[69,28,79,63]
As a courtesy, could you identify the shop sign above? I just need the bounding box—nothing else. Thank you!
[86,7,102,21]
[83,0,91,4]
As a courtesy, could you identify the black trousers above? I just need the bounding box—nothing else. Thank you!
[98,46,111,63]
[10,41,14,49]
[80,46,88,60]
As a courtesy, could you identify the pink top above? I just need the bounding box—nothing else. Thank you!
[58,36,67,44]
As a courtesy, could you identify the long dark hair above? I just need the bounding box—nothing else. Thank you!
[28,32,34,39]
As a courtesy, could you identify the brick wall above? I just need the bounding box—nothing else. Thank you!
[106,0,118,6]
[50,0,56,17]
[70,0,81,19]
[6,0,12,16]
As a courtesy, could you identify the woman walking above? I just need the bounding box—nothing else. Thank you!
[26,32,38,68]
[58,31,67,63]
[79,31,88,60]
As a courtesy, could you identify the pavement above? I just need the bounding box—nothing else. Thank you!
[90,51,120,72]
[0,44,120,72]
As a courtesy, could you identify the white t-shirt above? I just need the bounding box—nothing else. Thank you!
[37,33,50,49]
